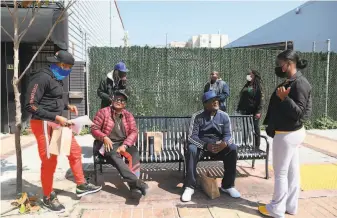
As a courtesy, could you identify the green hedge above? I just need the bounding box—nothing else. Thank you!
[88,47,337,122]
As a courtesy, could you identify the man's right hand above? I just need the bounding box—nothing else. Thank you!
[103,136,113,152]
[207,144,218,154]
[55,115,71,127]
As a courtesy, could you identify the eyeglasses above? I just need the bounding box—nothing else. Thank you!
[113,98,126,103]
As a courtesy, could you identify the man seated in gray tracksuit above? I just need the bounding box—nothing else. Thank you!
[181,91,241,202]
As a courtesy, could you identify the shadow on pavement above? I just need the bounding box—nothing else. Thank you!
[64,161,263,217]
[1,178,77,201]
[1,160,29,174]
[81,146,93,159]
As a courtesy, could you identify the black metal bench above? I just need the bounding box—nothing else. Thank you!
[183,115,270,179]
[92,116,189,183]
[92,115,270,183]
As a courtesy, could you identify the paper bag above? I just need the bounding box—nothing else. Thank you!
[200,172,220,199]
[145,132,163,153]
[49,127,72,156]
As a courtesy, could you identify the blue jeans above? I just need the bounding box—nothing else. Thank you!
[184,143,237,189]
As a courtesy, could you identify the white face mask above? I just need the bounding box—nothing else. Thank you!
[246,75,252,82]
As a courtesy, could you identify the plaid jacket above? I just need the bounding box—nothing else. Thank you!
[91,106,138,146]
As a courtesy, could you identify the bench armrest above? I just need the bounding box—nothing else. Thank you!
[178,134,188,153]
[253,132,270,153]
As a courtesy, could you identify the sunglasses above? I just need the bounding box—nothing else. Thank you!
[113,98,126,103]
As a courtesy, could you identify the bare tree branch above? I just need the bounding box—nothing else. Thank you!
[13,0,19,44]
[18,10,38,43]
[19,7,31,30]
[17,0,77,84]
[4,1,14,18]
[1,25,14,41]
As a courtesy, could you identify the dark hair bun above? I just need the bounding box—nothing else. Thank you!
[297,59,308,69]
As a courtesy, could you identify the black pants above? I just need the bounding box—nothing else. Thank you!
[104,143,141,189]
[184,144,237,189]
[253,117,261,148]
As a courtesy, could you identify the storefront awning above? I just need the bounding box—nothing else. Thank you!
[1,7,68,49]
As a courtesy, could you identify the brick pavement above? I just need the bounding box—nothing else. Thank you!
[2,161,337,218]
[77,196,337,218]
[2,132,337,218]
[71,161,337,218]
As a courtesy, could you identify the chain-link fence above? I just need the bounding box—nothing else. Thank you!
[88,47,337,122]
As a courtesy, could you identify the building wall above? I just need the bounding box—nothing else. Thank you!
[225,1,337,52]
[187,34,229,48]
[169,41,187,48]
[65,0,125,118]
[66,0,125,62]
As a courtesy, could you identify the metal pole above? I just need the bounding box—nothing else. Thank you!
[165,33,168,48]
[285,41,288,50]
[110,0,112,46]
[312,41,316,52]
[218,29,221,48]
[85,32,90,116]
[325,39,331,117]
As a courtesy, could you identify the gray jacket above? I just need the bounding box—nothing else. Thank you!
[204,79,230,111]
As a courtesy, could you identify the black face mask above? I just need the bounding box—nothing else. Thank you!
[118,79,127,89]
[274,66,287,78]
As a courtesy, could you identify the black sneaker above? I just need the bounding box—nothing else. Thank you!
[130,188,142,199]
[137,180,149,196]
[76,183,102,197]
[43,191,65,213]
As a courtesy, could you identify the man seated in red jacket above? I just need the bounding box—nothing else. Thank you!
[91,91,148,198]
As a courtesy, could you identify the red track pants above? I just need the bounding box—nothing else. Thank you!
[30,120,86,197]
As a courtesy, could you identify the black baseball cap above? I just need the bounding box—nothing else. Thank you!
[46,50,75,65]
[114,90,128,101]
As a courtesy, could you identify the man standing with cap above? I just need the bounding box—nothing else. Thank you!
[25,50,102,213]
[97,61,128,108]
[204,71,230,112]
[181,90,240,202]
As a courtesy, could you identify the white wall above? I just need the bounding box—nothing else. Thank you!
[66,0,125,62]
[225,1,337,52]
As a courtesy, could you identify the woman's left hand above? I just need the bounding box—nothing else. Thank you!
[255,113,261,119]
[276,86,291,101]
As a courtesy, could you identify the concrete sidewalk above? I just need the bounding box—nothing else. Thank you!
[303,130,337,158]
[0,134,35,159]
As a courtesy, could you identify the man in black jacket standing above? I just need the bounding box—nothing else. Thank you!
[25,50,101,213]
[97,61,128,108]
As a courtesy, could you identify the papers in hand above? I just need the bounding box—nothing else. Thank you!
[48,115,93,134]
[70,115,93,134]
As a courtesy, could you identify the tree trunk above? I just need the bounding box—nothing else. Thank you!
[13,43,23,194]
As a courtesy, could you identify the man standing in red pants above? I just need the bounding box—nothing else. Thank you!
[25,50,101,213]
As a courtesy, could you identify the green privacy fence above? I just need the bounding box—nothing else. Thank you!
[88,47,337,122]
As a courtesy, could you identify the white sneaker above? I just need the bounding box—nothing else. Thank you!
[181,187,195,202]
[220,187,241,198]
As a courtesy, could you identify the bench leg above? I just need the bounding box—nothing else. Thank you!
[100,163,103,174]
[265,157,269,179]
[183,159,186,180]
[94,162,98,185]
[252,159,255,169]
